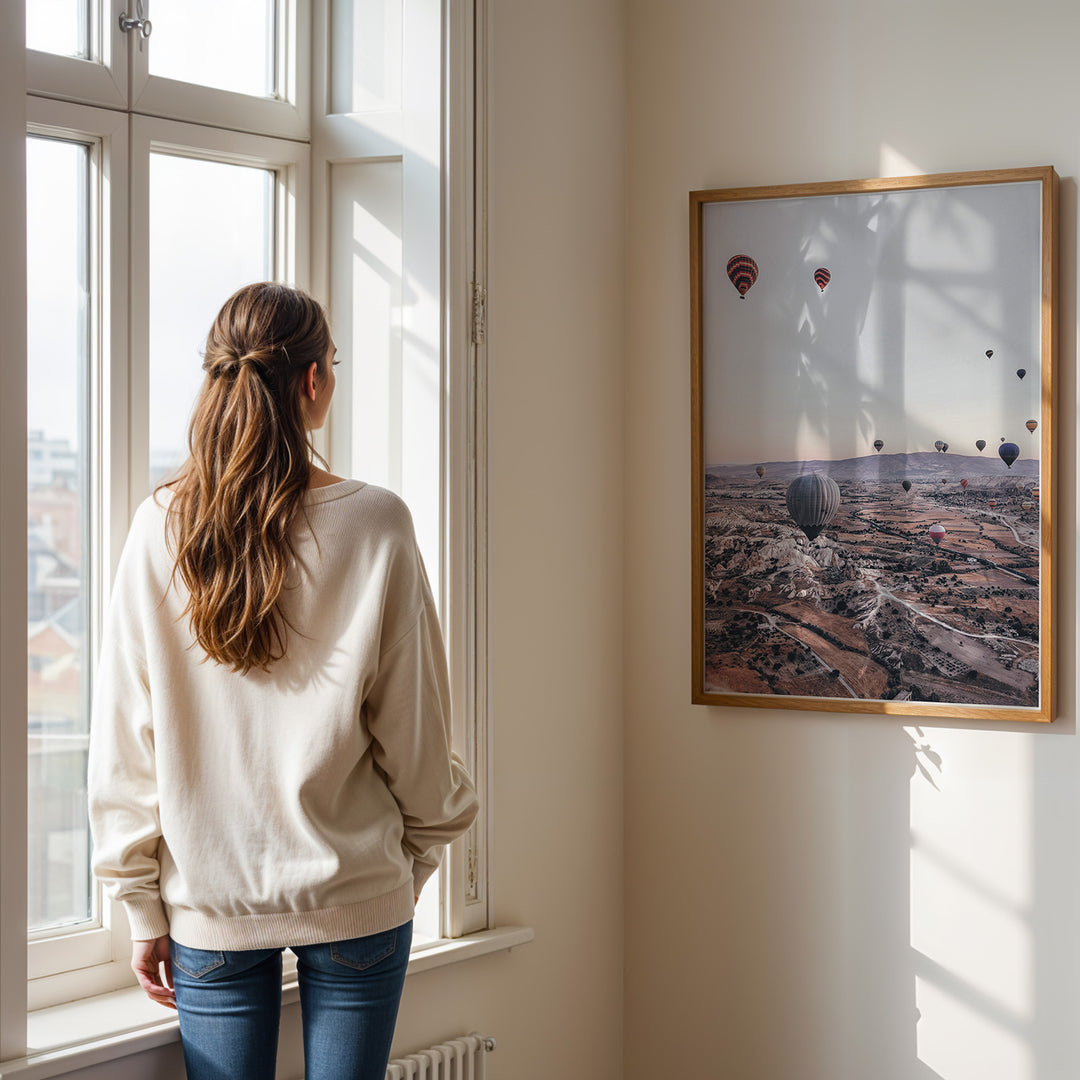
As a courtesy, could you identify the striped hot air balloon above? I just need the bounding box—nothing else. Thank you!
[928,524,946,546]
[785,473,841,541]
[873,439,884,452]
[813,267,831,292]
[726,254,759,298]
[1026,419,1038,433]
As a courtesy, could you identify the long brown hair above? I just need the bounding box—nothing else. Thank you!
[160,282,332,674]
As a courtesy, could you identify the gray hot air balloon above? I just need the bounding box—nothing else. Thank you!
[999,442,1020,469]
[785,472,841,541]
[976,439,986,452]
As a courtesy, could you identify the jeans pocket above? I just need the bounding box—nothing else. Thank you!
[170,942,226,979]
[328,927,400,971]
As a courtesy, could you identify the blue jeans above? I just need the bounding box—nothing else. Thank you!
[170,921,412,1080]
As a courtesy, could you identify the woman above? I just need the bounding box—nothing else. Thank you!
[88,283,478,1080]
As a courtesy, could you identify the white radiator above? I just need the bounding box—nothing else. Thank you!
[385,1033,496,1080]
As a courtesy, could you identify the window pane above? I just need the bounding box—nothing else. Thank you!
[330,0,402,115]
[26,0,89,58]
[26,136,93,933]
[149,154,274,487]
[148,0,277,99]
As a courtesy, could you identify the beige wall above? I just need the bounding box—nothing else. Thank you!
[624,2,1078,1078]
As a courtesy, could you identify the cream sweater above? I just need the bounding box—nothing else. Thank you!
[88,480,478,950]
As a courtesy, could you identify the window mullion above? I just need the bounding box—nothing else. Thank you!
[1,1,29,1061]
[445,0,489,938]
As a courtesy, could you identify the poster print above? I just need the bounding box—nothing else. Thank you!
[690,168,1057,721]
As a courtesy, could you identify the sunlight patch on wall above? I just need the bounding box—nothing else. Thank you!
[910,729,1034,1079]
[880,144,926,179]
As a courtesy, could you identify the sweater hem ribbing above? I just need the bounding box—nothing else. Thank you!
[166,880,417,951]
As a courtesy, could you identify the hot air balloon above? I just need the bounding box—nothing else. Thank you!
[928,524,946,546]
[813,267,831,292]
[960,479,969,490]
[999,442,1020,469]
[1032,488,1040,499]
[988,500,997,509]
[976,439,986,452]
[901,480,912,493]
[727,254,759,298]
[986,349,994,359]
[1022,501,1035,511]
[1016,368,1026,380]
[940,479,948,486]
[756,465,766,478]
[873,439,884,452]
[942,443,949,453]
[934,440,945,453]
[785,473,841,541]
[1026,419,1038,433]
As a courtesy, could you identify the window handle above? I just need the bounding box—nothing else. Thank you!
[119,0,152,38]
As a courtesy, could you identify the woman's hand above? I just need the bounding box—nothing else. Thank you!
[131,935,176,1009]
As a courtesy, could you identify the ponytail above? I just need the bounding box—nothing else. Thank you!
[158,283,331,674]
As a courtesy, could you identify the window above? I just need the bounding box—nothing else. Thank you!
[3,0,489,1055]
[26,134,93,938]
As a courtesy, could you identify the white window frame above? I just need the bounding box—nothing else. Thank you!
[129,0,311,141]
[2,0,493,1056]
[310,0,489,941]
[24,96,130,1000]
[441,0,490,939]
[26,0,128,111]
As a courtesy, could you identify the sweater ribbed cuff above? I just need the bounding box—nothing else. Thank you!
[124,896,170,941]
[412,859,439,898]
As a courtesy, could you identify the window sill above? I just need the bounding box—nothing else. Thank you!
[1,927,533,1080]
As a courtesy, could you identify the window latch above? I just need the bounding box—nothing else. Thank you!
[119,0,152,38]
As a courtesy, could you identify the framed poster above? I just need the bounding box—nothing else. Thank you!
[690,167,1057,721]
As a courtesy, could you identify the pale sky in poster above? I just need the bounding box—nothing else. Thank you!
[702,181,1043,466]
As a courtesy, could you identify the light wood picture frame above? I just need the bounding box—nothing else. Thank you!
[690,167,1057,721]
